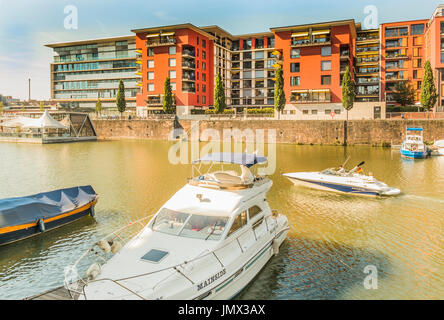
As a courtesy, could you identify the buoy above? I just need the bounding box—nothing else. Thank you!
[96,240,111,253]
[86,262,101,281]
[111,241,122,254]
[272,239,279,256]
[90,206,95,217]
[38,219,45,233]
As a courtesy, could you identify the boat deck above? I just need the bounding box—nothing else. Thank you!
[24,286,73,300]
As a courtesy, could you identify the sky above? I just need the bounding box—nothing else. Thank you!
[0,0,442,101]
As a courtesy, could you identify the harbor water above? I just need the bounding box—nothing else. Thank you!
[0,140,443,299]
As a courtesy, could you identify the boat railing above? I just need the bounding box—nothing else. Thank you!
[65,210,284,300]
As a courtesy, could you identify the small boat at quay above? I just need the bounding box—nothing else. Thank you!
[433,140,444,156]
[65,153,289,300]
[0,186,98,246]
[400,128,431,159]
[283,161,400,197]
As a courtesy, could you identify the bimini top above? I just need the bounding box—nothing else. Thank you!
[407,128,423,131]
[193,153,267,168]
[0,186,96,228]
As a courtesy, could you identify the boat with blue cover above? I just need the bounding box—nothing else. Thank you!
[400,128,430,159]
[0,186,98,246]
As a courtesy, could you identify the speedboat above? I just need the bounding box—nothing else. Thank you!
[433,140,444,156]
[400,128,430,159]
[283,161,400,197]
[65,153,289,300]
[0,186,98,246]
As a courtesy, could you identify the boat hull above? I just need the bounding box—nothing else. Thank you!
[400,148,429,159]
[0,200,97,246]
[208,226,289,300]
[286,176,381,196]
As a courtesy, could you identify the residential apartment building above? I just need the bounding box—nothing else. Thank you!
[45,5,444,114]
[46,36,139,110]
[380,19,427,104]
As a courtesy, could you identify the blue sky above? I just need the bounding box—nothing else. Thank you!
[0,0,442,100]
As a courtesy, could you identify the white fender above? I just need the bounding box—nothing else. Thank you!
[272,239,280,256]
[97,240,111,253]
[86,262,101,281]
[111,241,122,254]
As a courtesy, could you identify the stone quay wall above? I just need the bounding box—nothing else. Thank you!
[92,119,444,146]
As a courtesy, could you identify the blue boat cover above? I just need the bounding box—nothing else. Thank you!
[0,186,96,228]
[193,153,267,168]
[407,128,423,131]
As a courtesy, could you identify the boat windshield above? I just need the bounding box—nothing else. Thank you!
[152,208,229,240]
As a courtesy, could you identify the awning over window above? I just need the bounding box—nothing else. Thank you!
[311,89,330,93]
[161,32,175,36]
[146,33,160,38]
[312,29,330,36]
[291,89,309,93]
[291,31,309,37]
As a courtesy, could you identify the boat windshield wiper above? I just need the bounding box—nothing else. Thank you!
[205,222,218,241]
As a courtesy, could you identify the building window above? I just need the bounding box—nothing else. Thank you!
[202,84,206,93]
[169,46,176,55]
[243,38,252,50]
[147,72,154,80]
[202,39,206,48]
[302,110,309,114]
[290,63,300,72]
[169,70,176,79]
[202,73,206,81]
[255,51,264,59]
[321,47,331,56]
[197,95,199,103]
[147,60,155,68]
[169,58,176,67]
[290,48,300,58]
[311,110,318,115]
[334,109,341,114]
[202,62,206,70]
[267,36,275,48]
[171,82,176,91]
[202,95,206,104]
[411,24,425,35]
[321,75,331,85]
[255,38,264,49]
[290,76,300,86]
[148,83,154,91]
[321,60,331,71]
[202,50,206,59]
[196,72,199,80]
[325,109,331,115]
[197,37,199,45]
[148,48,154,56]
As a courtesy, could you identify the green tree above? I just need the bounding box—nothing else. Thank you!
[341,66,355,121]
[274,66,286,118]
[95,98,103,115]
[116,79,126,116]
[39,101,44,111]
[163,76,175,114]
[214,73,227,114]
[393,81,415,107]
[0,101,4,113]
[420,60,438,116]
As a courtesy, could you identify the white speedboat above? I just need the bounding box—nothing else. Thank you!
[283,162,400,197]
[65,153,289,300]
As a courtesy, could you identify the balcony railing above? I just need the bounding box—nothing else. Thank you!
[182,49,195,57]
[356,47,379,53]
[182,61,195,69]
[146,38,176,47]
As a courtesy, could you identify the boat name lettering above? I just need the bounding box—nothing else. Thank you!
[197,269,226,291]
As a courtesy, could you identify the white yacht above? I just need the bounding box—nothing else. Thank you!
[283,161,400,197]
[65,153,289,300]
[433,140,444,156]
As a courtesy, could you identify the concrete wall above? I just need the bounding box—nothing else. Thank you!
[280,102,386,120]
[92,119,444,146]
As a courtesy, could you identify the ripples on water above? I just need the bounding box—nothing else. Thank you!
[0,141,443,299]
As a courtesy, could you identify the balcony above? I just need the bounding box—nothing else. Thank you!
[182,48,195,58]
[340,50,350,60]
[291,36,331,47]
[182,61,195,70]
[182,84,195,93]
[356,47,379,54]
[182,71,195,82]
[146,38,176,47]
[289,89,331,103]
[146,95,163,106]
